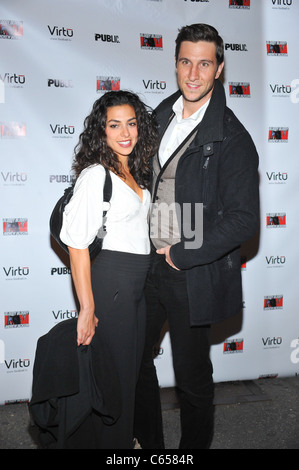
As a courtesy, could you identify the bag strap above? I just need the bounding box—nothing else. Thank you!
[102,167,112,215]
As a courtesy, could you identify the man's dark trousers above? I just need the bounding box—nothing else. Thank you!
[134,251,214,449]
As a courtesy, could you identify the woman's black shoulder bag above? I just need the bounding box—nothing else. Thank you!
[49,168,112,261]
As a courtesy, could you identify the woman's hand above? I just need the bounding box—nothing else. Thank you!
[77,309,98,346]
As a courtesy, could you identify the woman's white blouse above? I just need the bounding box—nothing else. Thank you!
[60,164,151,255]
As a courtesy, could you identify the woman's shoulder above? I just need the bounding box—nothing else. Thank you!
[74,164,107,192]
[77,164,106,182]
[80,163,106,178]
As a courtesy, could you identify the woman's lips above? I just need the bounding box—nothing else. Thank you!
[118,140,132,148]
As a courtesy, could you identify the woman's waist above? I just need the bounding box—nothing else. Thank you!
[102,229,150,252]
[94,248,151,273]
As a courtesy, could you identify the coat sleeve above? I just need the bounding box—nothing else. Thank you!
[170,129,260,270]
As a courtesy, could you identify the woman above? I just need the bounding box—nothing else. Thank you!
[59,90,158,448]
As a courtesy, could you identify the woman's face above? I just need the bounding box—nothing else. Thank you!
[105,104,138,161]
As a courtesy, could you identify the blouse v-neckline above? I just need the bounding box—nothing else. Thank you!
[110,171,144,203]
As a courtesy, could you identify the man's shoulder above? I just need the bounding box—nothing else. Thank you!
[222,106,257,156]
[223,105,248,137]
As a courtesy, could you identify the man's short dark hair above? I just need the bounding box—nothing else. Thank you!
[175,24,224,66]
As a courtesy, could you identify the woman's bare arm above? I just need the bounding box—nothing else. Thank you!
[68,247,98,346]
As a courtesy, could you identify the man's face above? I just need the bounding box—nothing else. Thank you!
[176,40,224,117]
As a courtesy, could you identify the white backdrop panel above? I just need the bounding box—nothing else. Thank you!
[0,0,298,404]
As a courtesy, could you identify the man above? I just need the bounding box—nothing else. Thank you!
[134,24,259,449]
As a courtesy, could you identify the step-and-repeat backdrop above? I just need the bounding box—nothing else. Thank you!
[1,0,299,404]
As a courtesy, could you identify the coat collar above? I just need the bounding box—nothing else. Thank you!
[156,79,226,149]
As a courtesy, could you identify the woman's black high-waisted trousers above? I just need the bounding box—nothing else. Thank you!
[68,249,150,449]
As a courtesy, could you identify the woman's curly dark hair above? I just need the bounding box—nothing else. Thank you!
[72,90,158,189]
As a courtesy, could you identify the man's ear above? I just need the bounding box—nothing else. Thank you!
[215,61,224,79]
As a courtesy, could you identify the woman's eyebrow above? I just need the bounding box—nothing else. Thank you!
[107,116,137,123]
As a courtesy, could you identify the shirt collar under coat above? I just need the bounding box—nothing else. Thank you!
[156,79,226,151]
